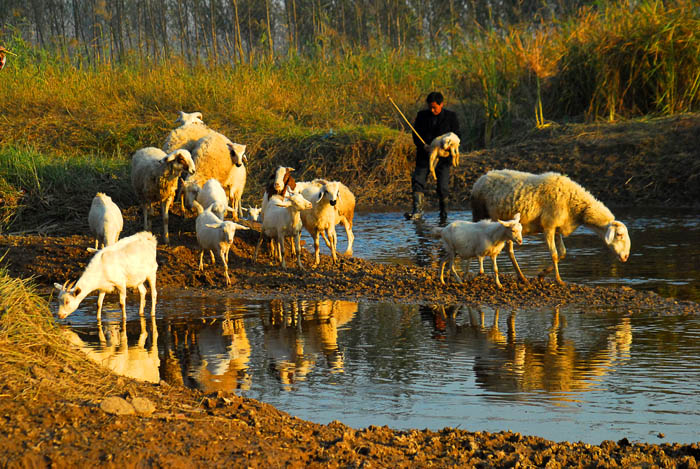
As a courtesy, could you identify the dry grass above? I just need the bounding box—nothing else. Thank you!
[0,265,119,403]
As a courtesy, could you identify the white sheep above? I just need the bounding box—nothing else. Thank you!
[53,231,158,321]
[253,192,312,269]
[471,169,631,284]
[433,214,523,288]
[182,178,231,220]
[428,131,461,180]
[188,136,247,217]
[131,147,196,244]
[242,205,262,222]
[193,201,249,286]
[296,179,342,265]
[88,192,123,249]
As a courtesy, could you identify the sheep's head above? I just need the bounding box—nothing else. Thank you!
[442,132,460,157]
[318,181,341,207]
[181,179,201,210]
[244,205,262,221]
[53,280,82,319]
[499,213,523,245]
[175,111,204,126]
[271,166,295,193]
[227,143,247,167]
[604,221,630,262]
[206,202,229,220]
[274,192,312,211]
[166,149,196,175]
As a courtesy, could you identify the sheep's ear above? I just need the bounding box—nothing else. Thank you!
[241,207,249,213]
[287,167,295,172]
[205,223,220,229]
[226,206,235,212]
[87,247,98,253]
[54,283,64,291]
[605,224,616,244]
[512,212,521,223]
[233,223,249,230]
[242,154,248,163]
[194,112,202,120]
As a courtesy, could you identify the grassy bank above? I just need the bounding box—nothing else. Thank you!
[0,1,698,231]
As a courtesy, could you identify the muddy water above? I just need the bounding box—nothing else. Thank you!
[60,208,700,445]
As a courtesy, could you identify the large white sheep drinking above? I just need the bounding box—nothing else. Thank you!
[54,231,158,321]
[471,169,630,284]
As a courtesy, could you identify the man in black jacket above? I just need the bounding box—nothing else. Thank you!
[405,91,461,223]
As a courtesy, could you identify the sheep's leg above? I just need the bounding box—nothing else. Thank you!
[507,240,528,283]
[341,218,354,256]
[147,273,157,317]
[295,233,303,269]
[278,236,286,268]
[118,286,127,322]
[162,198,173,244]
[94,238,99,250]
[446,250,462,283]
[492,255,502,288]
[429,151,438,180]
[220,248,231,286]
[142,204,151,231]
[328,228,338,263]
[542,229,564,284]
[137,283,147,316]
[556,233,566,260]
[97,318,106,344]
[199,250,205,270]
[439,254,449,284]
[313,231,321,265]
[253,233,264,263]
[209,250,216,264]
[96,291,106,321]
[477,256,486,275]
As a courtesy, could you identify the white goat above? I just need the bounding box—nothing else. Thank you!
[193,201,248,286]
[54,231,158,321]
[224,142,247,220]
[433,214,523,288]
[242,205,262,222]
[296,179,342,265]
[88,192,123,249]
[471,169,631,284]
[428,132,461,180]
[253,192,312,269]
[131,147,196,244]
[182,178,231,220]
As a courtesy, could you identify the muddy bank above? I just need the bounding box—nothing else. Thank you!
[1,213,698,316]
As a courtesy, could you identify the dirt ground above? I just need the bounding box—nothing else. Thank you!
[2,115,700,468]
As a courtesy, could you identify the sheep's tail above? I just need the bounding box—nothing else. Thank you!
[471,193,489,222]
[429,227,444,239]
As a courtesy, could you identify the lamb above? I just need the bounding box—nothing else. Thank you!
[242,205,262,222]
[88,192,123,249]
[253,192,312,269]
[296,179,343,265]
[471,169,631,284]
[131,147,196,244]
[433,214,523,288]
[53,231,158,321]
[428,132,460,180]
[182,178,231,220]
[193,201,249,286]
[261,166,296,218]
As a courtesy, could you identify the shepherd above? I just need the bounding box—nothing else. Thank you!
[400,92,461,223]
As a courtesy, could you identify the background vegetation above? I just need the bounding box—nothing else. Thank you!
[0,0,698,231]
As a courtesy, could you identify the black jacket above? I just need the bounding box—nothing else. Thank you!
[412,108,461,164]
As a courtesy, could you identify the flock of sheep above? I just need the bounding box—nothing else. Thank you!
[53,111,632,322]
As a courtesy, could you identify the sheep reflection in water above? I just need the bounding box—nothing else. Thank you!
[429,305,632,397]
[262,299,357,390]
[62,315,160,383]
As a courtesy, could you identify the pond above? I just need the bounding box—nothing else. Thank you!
[58,207,700,445]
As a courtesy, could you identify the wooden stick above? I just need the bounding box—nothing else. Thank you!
[388,96,426,146]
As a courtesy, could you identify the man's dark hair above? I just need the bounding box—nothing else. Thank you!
[426,91,444,105]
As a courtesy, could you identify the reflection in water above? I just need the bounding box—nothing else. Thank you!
[430,305,632,399]
[65,293,700,444]
[63,315,160,383]
[262,299,357,390]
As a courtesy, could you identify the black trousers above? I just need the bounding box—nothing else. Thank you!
[411,158,450,199]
